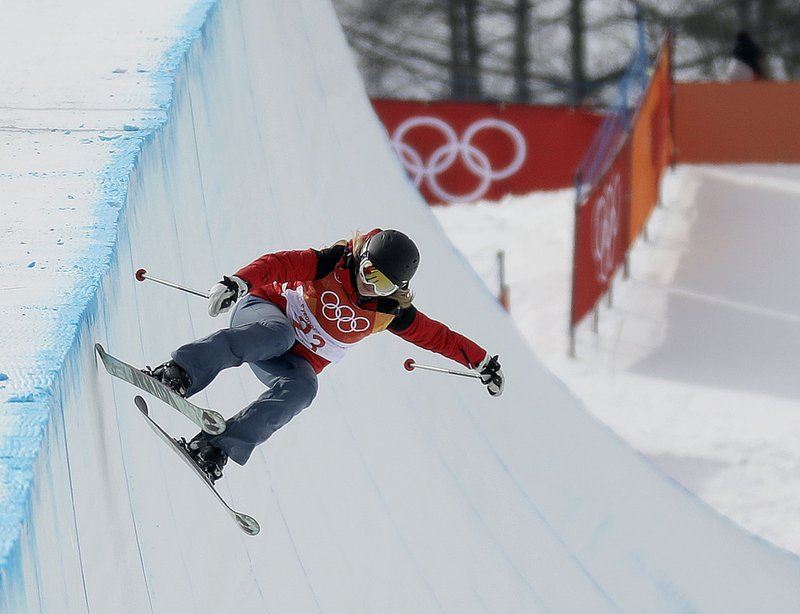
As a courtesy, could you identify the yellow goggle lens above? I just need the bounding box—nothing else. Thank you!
[359,259,398,295]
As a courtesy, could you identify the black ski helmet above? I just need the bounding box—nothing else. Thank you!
[363,229,420,288]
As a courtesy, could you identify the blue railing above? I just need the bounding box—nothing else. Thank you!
[576,8,650,200]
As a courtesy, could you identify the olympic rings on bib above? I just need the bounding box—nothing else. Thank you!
[320,291,370,334]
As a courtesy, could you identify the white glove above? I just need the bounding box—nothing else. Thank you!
[476,353,504,397]
[207,275,249,317]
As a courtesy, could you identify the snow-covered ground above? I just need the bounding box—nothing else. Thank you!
[435,163,800,556]
[4,0,800,610]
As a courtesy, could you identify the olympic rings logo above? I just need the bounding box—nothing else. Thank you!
[591,173,622,284]
[390,116,527,203]
[320,291,370,334]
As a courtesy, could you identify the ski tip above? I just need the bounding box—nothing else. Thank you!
[235,513,261,536]
[134,395,149,416]
[94,342,105,355]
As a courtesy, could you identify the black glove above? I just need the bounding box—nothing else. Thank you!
[476,354,504,397]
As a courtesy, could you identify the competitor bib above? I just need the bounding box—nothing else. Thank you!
[283,286,357,363]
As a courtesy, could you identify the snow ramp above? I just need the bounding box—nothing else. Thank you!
[3,1,800,612]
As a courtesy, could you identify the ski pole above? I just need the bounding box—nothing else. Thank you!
[403,358,482,380]
[134,268,210,300]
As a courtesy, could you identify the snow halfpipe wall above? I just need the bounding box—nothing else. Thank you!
[2,0,800,612]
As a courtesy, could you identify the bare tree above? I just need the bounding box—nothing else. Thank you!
[568,0,587,105]
[512,0,531,102]
[332,0,798,105]
[447,0,484,99]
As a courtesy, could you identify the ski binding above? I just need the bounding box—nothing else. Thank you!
[95,343,225,435]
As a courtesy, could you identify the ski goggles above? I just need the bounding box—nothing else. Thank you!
[358,258,399,296]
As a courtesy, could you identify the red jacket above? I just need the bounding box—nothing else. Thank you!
[235,238,487,374]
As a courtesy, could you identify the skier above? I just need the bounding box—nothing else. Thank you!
[143,229,504,483]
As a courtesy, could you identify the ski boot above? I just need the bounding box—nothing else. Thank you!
[179,432,228,484]
[142,360,192,397]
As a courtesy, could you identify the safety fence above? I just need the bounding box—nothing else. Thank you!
[371,99,602,204]
[569,36,674,355]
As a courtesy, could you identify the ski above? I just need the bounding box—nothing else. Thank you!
[134,395,260,536]
[95,343,225,435]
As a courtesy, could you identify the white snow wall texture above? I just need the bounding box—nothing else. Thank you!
[5,1,800,612]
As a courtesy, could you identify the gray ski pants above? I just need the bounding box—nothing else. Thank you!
[172,294,318,465]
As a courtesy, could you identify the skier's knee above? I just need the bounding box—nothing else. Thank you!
[260,318,296,352]
[244,317,295,353]
[290,374,318,410]
[278,373,318,412]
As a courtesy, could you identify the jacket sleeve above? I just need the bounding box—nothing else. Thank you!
[235,245,345,293]
[388,306,486,369]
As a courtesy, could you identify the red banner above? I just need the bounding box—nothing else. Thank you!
[675,81,800,163]
[372,100,602,204]
[570,142,631,327]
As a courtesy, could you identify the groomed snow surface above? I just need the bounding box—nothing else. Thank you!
[2,0,800,611]
[435,164,800,558]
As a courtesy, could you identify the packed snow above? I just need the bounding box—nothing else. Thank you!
[435,163,800,556]
[3,0,800,610]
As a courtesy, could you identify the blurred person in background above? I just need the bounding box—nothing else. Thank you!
[727,31,768,81]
